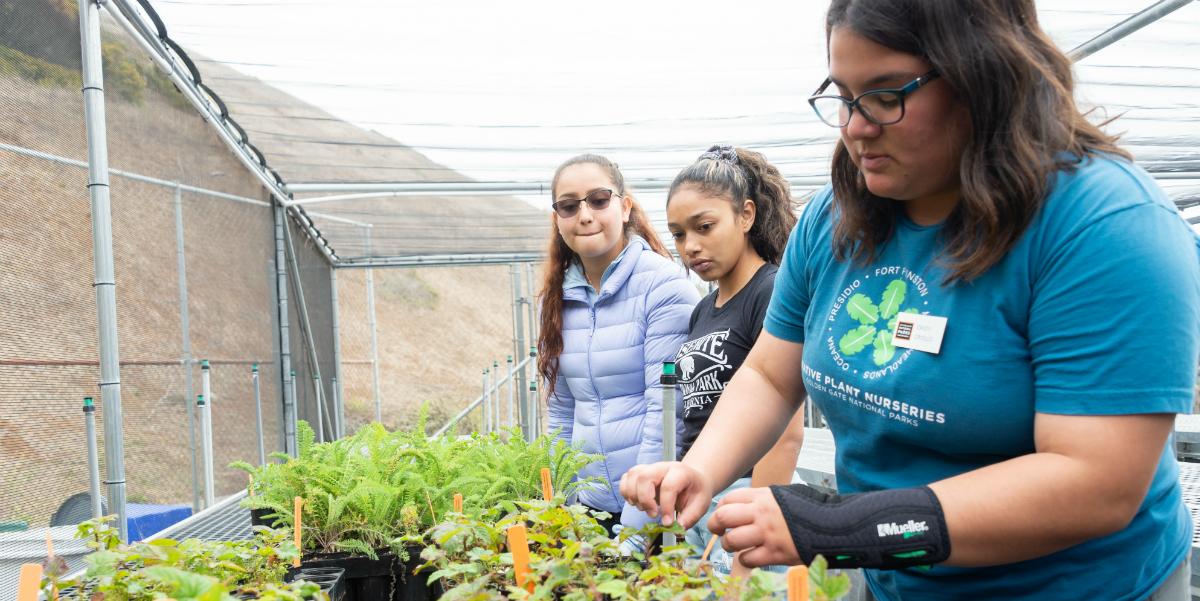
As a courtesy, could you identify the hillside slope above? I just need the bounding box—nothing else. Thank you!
[0,2,540,524]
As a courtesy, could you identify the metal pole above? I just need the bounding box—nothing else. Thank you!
[518,357,531,440]
[482,369,490,433]
[1068,0,1196,62]
[525,262,538,350]
[509,264,520,366]
[289,370,298,451]
[511,267,529,436]
[365,227,382,424]
[492,364,501,432]
[172,183,200,513]
[339,253,548,269]
[313,373,324,443]
[0,142,269,205]
[197,394,214,508]
[78,0,127,540]
[252,364,266,465]
[330,267,345,439]
[200,361,215,508]
[523,265,537,439]
[525,345,537,442]
[489,368,498,433]
[266,205,284,456]
[492,360,501,432]
[527,378,538,442]
[273,204,296,457]
[506,355,515,429]
[284,177,831,197]
[660,361,678,547]
[282,209,329,441]
[331,377,342,439]
[83,397,103,519]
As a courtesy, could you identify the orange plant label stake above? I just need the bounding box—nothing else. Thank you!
[507,524,533,593]
[453,493,463,514]
[787,565,809,601]
[293,496,303,568]
[540,467,553,501]
[16,563,43,601]
[700,535,718,562]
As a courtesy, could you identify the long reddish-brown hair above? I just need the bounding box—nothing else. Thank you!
[537,154,670,395]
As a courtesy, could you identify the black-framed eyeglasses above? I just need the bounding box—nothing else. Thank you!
[807,69,940,128]
[552,188,619,218]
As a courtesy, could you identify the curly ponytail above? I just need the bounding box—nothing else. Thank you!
[667,145,797,264]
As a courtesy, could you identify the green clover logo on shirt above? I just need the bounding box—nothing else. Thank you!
[838,279,920,366]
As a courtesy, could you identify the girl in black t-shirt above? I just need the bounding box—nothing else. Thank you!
[665,144,808,577]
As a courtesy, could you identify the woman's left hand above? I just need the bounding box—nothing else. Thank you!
[707,487,800,567]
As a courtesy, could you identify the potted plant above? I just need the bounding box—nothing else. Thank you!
[420,499,853,600]
[45,517,337,600]
[235,414,598,601]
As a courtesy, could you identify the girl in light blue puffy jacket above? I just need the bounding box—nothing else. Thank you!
[537,154,699,534]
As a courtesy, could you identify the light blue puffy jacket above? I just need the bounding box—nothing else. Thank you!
[547,236,699,529]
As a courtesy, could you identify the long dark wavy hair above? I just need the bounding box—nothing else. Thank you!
[826,0,1130,283]
[667,145,798,266]
[537,154,671,394]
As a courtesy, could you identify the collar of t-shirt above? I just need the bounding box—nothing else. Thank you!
[563,234,646,304]
[711,262,776,313]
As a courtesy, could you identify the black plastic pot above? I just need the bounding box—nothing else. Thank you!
[400,546,442,601]
[300,547,439,601]
[249,506,280,528]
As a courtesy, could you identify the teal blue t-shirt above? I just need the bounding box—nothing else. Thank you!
[765,156,1200,601]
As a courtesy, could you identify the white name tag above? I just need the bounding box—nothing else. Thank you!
[891,312,947,355]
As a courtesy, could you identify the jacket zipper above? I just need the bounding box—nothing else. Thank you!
[587,302,619,509]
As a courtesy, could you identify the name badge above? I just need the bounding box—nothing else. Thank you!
[891,313,947,355]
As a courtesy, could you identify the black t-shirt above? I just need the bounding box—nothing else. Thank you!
[676,263,778,474]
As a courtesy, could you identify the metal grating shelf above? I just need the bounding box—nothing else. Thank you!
[0,526,91,601]
[151,492,255,543]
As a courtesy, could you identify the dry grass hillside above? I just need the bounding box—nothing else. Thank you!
[187,57,550,433]
[0,4,542,525]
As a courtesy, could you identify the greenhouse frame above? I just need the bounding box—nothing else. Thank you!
[2,0,1200,598]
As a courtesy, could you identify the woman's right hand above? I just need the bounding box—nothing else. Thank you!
[619,461,714,529]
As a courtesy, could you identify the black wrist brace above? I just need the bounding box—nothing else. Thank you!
[769,483,951,570]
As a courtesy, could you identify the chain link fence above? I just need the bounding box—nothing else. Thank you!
[336,264,523,437]
[0,4,291,530]
[1,2,535,540]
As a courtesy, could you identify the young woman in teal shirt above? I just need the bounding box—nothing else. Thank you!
[621,1,1200,599]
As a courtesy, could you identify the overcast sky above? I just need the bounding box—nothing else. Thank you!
[149,0,1199,224]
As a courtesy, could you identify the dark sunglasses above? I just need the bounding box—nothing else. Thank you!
[552,188,619,218]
